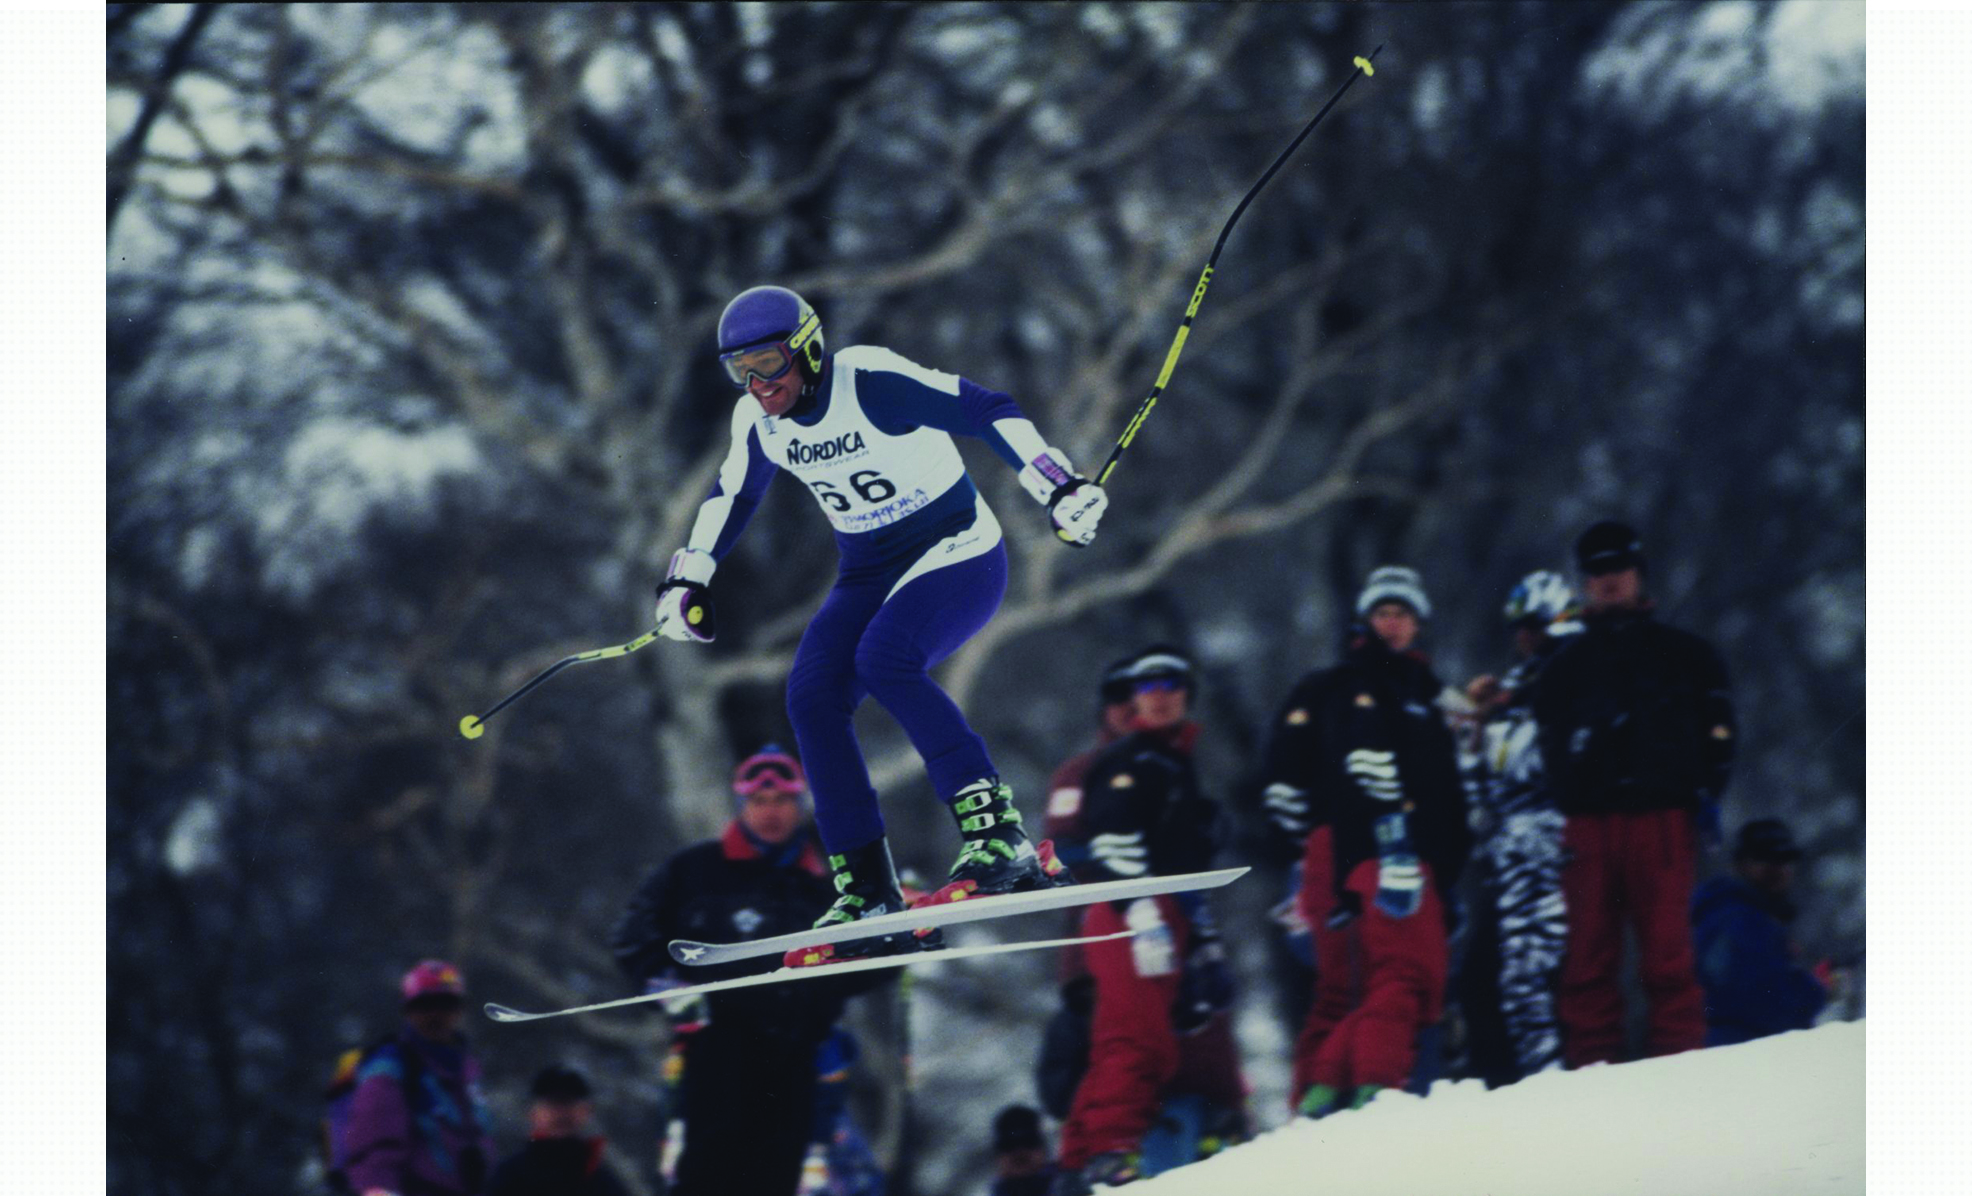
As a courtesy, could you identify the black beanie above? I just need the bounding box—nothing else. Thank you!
[1576,520,1645,574]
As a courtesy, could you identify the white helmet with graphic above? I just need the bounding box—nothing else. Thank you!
[1503,569,1576,627]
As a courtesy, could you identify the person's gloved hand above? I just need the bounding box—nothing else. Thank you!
[1374,854,1426,919]
[653,548,717,643]
[1047,480,1108,547]
[1018,447,1106,547]
[1172,916,1236,1033]
[1371,812,1424,919]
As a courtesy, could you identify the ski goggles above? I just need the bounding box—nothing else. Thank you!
[719,340,800,389]
[733,753,806,797]
[1133,677,1186,694]
[719,311,822,389]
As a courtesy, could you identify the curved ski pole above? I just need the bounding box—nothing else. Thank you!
[1095,46,1383,488]
[458,627,661,740]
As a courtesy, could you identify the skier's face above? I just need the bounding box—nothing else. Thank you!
[749,365,804,417]
[740,787,804,845]
[1368,602,1420,653]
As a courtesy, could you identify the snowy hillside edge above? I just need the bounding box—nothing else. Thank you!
[1137,1021,1863,1196]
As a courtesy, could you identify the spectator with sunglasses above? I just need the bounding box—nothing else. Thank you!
[1052,647,1248,1193]
[650,286,1101,964]
[610,747,894,1196]
[339,960,497,1196]
[1534,521,1737,1068]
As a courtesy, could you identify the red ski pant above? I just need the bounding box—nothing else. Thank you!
[1293,858,1447,1097]
[1058,896,1192,1169]
[1557,809,1706,1067]
[1289,827,1357,1102]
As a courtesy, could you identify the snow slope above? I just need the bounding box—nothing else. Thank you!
[1136,1021,1863,1196]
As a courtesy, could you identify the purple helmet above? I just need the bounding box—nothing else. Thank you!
[717,286,824,387]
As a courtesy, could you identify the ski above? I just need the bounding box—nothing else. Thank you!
[667,865,1249,968]
[484,928,1137,1024]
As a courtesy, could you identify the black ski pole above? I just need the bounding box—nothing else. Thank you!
[1095,47,1382,488]
[458,627,661,739]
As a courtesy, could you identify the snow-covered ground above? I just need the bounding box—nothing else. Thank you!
[1136,1021,1864,1196]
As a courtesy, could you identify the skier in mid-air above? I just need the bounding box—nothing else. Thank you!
[652,285,1108,956]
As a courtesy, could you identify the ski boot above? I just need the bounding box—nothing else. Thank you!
[1296,1083,1343,1120]
[786,838,941,968]
[919,777,1072,908]
[1050,1149,1141,1194]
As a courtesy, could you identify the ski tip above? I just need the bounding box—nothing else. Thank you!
[483,1003,531,1023]
[669,941,714,965]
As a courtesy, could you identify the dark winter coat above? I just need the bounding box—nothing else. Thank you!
[1259,634,1471,904]
[610,821,888,1043]
[1075,722,1221,882]
[340,1029,496,1196]
[486,1137,631,1196]
[1691,875,1826,1045]
[1533,605,1736,816]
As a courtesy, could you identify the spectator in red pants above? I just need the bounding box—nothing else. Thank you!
[1534,521,1736,1067]
[1053,648,1246,1193]
[1260,566,1470,1117]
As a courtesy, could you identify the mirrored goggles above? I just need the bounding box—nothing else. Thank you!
[720,340,798,389]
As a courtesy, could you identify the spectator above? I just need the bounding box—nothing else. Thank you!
[1052,646,1249,1192]
[1033,652,1146,1118]
[1691,819,1828,1045]
[1534,520,1736,1067]
[340,960,497,1196]
[611,747,892,1196]
[1260,566,1470,1118]
[1043,653,1146,882]
[990,1105,1059,1196]
[1454,570,1579,1084]
[486,1066,632,1196]
[803,1027,885,1196]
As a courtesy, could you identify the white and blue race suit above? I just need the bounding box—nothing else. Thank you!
[685,345,1053,852]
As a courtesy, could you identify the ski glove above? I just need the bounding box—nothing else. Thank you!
[1374,855,1425,919]
[1372,813,1425,919]
[1263,782,1313,838]
[654,548,716,643]
[1018,447,1107,547]
[1048,481,1108,547]
[1173,912,1236,1033]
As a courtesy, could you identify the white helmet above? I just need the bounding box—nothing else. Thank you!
[1503,570,1576,627]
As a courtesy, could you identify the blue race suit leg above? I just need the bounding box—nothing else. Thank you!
[855,542,1007,800]
[787,540,1008,854]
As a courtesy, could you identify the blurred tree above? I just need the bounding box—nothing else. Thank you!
[108,4,1861,1194]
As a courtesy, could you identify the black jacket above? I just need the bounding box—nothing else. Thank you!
[609,822,887,1043]
[1076,722,1221,883]
[1532,605,1735,815]
[487,1138,631,1196]
[1259,633,1470,899]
